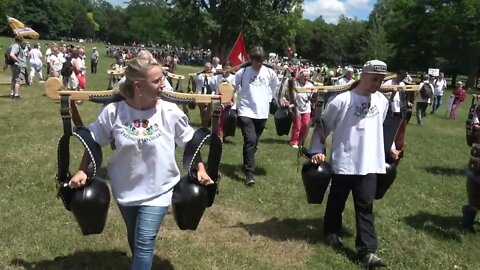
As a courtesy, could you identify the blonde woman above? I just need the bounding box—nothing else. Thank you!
[70,58,212,270]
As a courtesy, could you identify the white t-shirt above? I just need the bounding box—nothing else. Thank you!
[310,90,389,174]
[50,55,63,72]
[29,48,43,66]
[383,79,405,113]
[335,77,355,85]
[195,74,217,94]
[294,80,313,114]
[45,48,52,63]
[212,64,222,73]
[89,100,195,206]
[234,66,279,119]
[433,78,447,96]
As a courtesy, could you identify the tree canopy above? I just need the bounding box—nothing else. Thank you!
[1,0,480,84]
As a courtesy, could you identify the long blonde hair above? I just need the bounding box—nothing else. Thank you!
[119,58,160,98]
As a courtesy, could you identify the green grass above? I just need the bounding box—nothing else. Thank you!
[1,35,480,269]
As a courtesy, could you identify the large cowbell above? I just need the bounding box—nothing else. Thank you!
[375,163,397,200]
[172,122,222,230]
[172,175,209,230]
[375,114,402,200]
[274,108,292,136]
[56,127,111,236]
[301,161,333,204]
[223,106,237,138]
[70,177,111,235]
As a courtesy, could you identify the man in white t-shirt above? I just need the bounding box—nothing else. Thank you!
[234,46,278,186]
[211,56,222,73]
[430,72,447,115]
[310,60,398,268]
[383,70,407,118]
[28,43,44,83]
[45,43,53,79]
[335,68,355,85]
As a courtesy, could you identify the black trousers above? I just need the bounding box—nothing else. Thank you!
[91,60,98,74]
[238,116,267,176]
[324,173,378,256]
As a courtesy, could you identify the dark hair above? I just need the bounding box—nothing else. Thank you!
[250,46,265,61]
[397,70,407,77]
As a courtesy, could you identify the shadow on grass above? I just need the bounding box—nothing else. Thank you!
[259,137,290,144]
[11,249,174,270]
[236,217,357,263]
[424,166,466,176]
[403,211,463,242]
[220,163,267,182]
[0,94,13,99]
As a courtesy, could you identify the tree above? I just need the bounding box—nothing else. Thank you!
[170,0,304,62]
[71,11,95,39]
[361,16,393,63]
[125,0,172,45]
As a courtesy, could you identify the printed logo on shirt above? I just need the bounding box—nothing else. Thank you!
[121,119,161,143]
[354,102,379,118]
[250,75,268,86]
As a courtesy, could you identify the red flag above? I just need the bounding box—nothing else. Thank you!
[228,33,249,67]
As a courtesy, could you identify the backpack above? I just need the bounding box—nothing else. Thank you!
[419,83,433,99]
[4,45,15,66]
[61,58,73,77]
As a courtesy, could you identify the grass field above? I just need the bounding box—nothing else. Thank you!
[1,36,480,269]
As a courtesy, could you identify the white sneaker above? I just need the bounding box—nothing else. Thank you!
[291,144,299,149]
[39,80,45,84]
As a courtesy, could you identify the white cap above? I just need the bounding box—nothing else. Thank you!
[362,60,387,75]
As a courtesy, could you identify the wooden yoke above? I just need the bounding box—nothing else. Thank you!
[44,77,234,104]
[294,82,420,94]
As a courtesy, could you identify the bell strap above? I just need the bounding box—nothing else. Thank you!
[57,95,103,211]
[182,98,222,207]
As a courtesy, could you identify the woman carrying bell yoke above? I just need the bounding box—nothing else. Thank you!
[69,58,213,270]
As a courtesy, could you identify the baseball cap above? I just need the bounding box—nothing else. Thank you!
[362,60,387,75]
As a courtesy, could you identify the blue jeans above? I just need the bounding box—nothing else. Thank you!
[431,95,443,114]
[118,204,168,270]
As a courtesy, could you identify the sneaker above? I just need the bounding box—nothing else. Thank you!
[291,144,299,149]
[39,80,45,84]
[359,253,387,268]
[326,233,343,249]
[245,175,255,186]
[462,205,477,233]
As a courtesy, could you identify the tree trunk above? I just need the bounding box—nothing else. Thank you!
[466,64,478,89]
[451,74,457,88]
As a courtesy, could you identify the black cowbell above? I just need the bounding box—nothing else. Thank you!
[172,176,208,230]
[274,108,292,136]
[69,177,111,235]
[301,161,333,204]
[375,163,397,200]
[223,106,237,138]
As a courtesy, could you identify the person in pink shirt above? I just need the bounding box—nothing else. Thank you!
[449,81,466,120]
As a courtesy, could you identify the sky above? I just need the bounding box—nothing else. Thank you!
[303,0,377,23]
[107,0,377,24]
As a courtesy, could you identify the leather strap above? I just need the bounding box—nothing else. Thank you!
[57,95,103,211]
[181,98,222,207]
